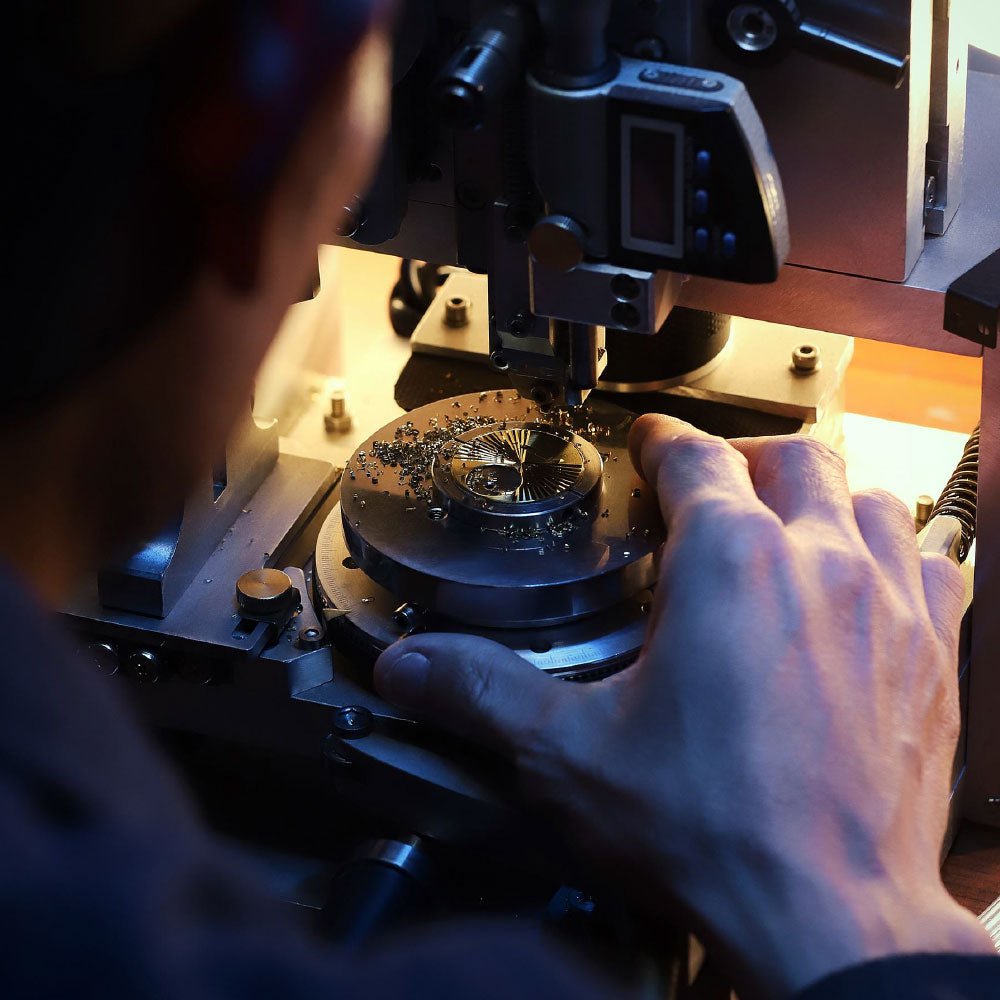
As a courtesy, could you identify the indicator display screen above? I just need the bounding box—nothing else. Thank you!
[620,115,684,258]
[630,127,675,243]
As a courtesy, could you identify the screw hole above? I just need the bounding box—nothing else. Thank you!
[531,384,555,406]
[530,639,553,654]
[610,302,641,329]
[342,557,358,569]
[611,273,641,300]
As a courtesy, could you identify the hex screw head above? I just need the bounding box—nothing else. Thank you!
[443,295,470,328]
[791,344,820,373]
[297,625,324,650]
[331,705,374,740]
[508,313,529,337]
[325,389,352,434]
[392,603,424,632]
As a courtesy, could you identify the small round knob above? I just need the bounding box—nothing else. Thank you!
[236,568,296,617]
[439,81,480,128]
[392,603,425,632]
[528,215,586,272]
[86,640,119,676]
[336,197,365,239]
[124,649,167,684]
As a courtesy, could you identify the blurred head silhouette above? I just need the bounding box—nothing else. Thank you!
[5,0,393,601]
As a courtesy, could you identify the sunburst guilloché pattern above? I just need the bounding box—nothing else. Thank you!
[451,427,584,502]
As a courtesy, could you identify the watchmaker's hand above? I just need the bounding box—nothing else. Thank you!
[374,415,994,999]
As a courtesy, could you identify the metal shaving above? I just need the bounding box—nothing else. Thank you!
[348,396,615,545]
[366,414,499,504]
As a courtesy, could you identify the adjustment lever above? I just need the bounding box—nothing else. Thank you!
[435,4,525,128]
[709,1,909,88]
[795,17,908,87]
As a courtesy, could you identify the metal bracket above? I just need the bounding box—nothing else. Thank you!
[283,566,326,650]
[529,259,680,334]
[944,248,1000,349]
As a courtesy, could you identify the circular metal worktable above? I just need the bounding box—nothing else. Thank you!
[316,517,653,679]
[315,391,664,631]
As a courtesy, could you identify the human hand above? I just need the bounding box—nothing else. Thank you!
[374,415,993,997]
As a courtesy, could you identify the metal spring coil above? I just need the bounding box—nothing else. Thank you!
[929,424,980,562]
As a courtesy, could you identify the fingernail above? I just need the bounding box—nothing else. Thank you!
[657,414,694,436]
[376,651,430,705]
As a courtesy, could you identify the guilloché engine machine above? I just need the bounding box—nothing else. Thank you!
[67,0,999,964]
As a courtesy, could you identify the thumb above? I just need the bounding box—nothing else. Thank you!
[920,552,966,652]
[374,633,574,757]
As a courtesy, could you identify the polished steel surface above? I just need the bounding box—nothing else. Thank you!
[99,405,282,617]
[598,335,734,394]
[314,514,650,678]
[64,454,335,654]
[328,392,664,627]
[413,273,853,422]
[693,0,926,282]
[679,69,999,354]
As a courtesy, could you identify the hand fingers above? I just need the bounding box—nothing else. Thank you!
[374,633,580,757]
[851,489,924,598]
[920,553,966,653]
[729,436,858,539]
[628,414,763,531]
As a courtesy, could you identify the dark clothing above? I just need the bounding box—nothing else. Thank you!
[0,565,996,997]
[798,954,1000,999]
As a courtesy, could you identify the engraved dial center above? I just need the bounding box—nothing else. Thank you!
[450,426,585,504]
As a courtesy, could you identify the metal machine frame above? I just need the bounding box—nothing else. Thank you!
[332,0,1000,827]
[67,1,1000,842]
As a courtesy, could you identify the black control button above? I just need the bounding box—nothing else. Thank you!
[695,189,709,215]
[695,150,711,177]
[528,215,586,272]
[124,649,168,684]
[86,640,119,676]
